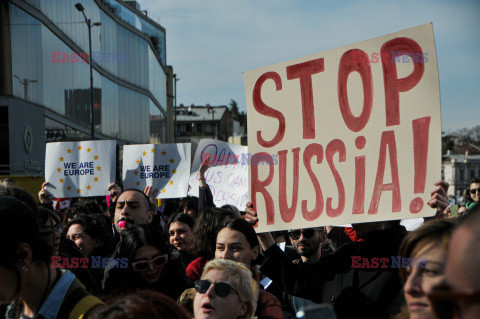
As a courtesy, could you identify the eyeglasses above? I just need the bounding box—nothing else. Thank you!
[289,227,324,240]
[428,285,480,319]
[195,279,238,297]
[131,254,168,271]
[469,188,480,194]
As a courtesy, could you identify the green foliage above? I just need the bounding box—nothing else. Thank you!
[228,99,247,132]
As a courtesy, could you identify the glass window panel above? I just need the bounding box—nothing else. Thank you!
[10,2,166,144]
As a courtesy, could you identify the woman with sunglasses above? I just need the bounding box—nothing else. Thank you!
[102,224,192,300]
[194,259,259,319]
[215,218,284,319]
[462,177,480,214]
[394,219,455,319]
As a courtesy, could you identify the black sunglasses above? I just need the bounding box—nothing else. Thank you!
[195,279,238,298]
[469,188,480,194]
[289,227,324,240]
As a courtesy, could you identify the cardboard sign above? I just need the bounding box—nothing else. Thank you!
[243,23,441,232]
[123,143,191,198]
[189,139,249,209]
[45,140,116,198]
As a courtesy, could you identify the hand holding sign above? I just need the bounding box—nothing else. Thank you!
[244,202,275,250]
[143,185,159,212]
[427,180,449,214]
[198,154,211,188]
[38,181,53,204]
[108,182,122,202]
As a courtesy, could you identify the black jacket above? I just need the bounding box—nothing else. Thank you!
[260,226,407,319]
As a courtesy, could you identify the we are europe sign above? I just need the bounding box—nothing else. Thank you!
[243,24,441,232]
[45,140,116,197]
[123,143,191,199]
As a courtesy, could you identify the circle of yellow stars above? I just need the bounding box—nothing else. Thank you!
[134,146,177,194]
[56,144,101,195]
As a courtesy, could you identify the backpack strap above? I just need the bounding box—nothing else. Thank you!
[58,283,103,319]
[69,295,104,319]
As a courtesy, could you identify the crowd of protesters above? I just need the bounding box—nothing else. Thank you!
[0,160,479,319]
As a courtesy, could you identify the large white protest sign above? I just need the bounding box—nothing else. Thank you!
[123,144,191,198]
[189,139,249,209]
[243,23,441,232]
[45,140,116,198]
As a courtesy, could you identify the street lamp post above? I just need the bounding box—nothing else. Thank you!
[173,74,180,142]
[75,3,101,140]
[13,75,37,100]
[211,107,215,139]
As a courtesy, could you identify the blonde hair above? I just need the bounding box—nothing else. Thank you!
[202,259,259,319]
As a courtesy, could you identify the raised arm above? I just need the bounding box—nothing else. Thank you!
[198,154,215,213]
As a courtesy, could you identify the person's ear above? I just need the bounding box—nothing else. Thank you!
[236,301,247,318]
[15,243,33,270]
[252,246,259,261]
[146,211,154,224]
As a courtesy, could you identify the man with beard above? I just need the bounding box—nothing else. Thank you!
[288,227,328,314]
[289,227,327,264]
[109,183,155,233]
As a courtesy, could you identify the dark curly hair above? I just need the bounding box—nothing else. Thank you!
[65,214,116,257]
[177,196,199,217]
[0,197,52,277]
[189,207,238,259]
[465,176,480,205]
[166,212,195,232]
[0,185,37,212]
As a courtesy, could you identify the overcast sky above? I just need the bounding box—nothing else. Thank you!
[137,0,480,133]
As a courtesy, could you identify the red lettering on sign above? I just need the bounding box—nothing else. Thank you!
[381,37,425,126]
[353,136,366,214]
[251,152,275,225]
[410,116,431,213]
[286,58,324,139]
[326,139,346,217]
[369,131,401,214]
[278,148,300,223]
[252,72,286,148]
[302,143,324,221]
[338,49,373,132]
